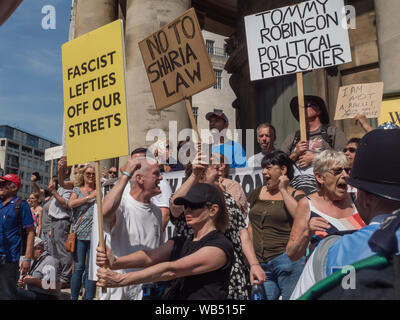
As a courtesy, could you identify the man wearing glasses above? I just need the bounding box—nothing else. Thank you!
[280,95,348,195]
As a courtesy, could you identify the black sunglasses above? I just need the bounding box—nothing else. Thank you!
[108,171,117,174]
[343,147,357,153]
[183,202,207,210]
[327,167,351,176]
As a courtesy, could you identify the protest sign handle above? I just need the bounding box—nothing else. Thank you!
[94,161,107,294]
[184,97,201,142]
[50,159,53,180]
[296,72,307,141]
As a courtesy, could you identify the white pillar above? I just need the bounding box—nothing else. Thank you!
[374,0,400,93]
[122,0,191,166]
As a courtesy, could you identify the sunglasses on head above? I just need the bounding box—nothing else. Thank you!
[327,167,351,176]
[343,147,357,153]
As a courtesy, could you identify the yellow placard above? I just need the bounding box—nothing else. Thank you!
[62,20,129,166]
[378,95,400,126]
[138,8,216,111]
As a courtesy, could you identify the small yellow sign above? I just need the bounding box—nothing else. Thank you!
[62,20,129,166]
[378,96,400,126]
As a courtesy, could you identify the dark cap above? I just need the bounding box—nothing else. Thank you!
[205,111,228,123]
[174,183,223,207]
[290,95,329,124]
[348,129,400,201]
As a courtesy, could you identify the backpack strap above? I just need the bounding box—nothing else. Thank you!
[14,198,27,255]
[312,235,342,282]
[320,124,334,149]
[289,130,301,154]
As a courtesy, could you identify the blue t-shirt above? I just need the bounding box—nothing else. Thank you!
[0,197,34,262]
[325,214,400,276]
[211,140,247,168]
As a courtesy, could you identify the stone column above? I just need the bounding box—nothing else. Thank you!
[121,0,191,167]
[74,0,117,38]
[374,0,400,93]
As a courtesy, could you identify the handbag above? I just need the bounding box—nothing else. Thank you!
[64,206,89,253]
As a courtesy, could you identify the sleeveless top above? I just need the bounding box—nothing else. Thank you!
[308,197,365,249]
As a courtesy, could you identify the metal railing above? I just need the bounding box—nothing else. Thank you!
[207,46,228,58]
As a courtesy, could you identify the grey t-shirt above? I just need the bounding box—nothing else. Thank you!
[48,187,72,220]
[27,251,60,296]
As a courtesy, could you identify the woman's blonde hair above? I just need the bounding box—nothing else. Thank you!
[74,164,96,188]
[312,150,349,175]
[30,192,42,205]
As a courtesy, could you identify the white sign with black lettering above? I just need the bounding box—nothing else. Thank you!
[245,0,352,80]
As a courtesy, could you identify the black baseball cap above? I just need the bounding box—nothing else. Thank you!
[205,111,228,123]
[174,183,223,207]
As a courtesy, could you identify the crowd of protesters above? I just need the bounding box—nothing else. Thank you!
[1,95,400,300]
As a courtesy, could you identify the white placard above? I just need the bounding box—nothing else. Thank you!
[44,145,65,162]
[245,0,352,80]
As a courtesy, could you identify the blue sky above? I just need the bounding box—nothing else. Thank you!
[0,0,72,144]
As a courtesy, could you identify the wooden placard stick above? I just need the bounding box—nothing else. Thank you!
[94,161,107,294]
[184,97,201,143]
[296,72,307,141]
[50,159,54,181]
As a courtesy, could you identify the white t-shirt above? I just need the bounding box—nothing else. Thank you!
[290,251,316,300]
[100,192,163,300]
[151,180,172,208]
[247,152,264,168]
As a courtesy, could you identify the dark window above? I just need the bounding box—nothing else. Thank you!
[213,69,222,90]
[206,40,214,55]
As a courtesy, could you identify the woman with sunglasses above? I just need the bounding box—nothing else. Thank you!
[343,138,361,195]
[169,151,265,300]
[96,183,233,300]
[67,164,97,300]
[286,150,365,261]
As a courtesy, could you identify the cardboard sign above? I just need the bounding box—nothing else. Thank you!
[378,96,400,126]
[139,8,216,110]
[44,145,65,162]
[244,0,352,80]
[334,82,384,120]
[62,20,129,166]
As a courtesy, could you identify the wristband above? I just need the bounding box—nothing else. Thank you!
[121,171,131,178]
[23,258,32,262]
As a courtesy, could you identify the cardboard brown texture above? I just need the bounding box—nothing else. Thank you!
[139,8,216,110]
[334,82,384,120]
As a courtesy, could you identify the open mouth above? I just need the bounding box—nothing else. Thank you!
[337,182,347,192]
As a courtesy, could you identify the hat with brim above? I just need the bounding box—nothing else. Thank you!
[34,237,44,248]
[290,95,330,124]
[348,129,400,201]
[174,183,222,207]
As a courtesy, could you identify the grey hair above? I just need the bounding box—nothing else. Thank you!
[131,157,159,186]
[312,150,349,175]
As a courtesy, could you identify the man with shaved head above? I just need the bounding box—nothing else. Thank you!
[101,155,164,300]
